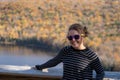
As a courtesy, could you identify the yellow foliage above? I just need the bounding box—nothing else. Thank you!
[78,10,83,17]
[88,37,102,48]
[41,33,48,39]
[112,1,119,5]
[114,53,120,63]
[59,32,66,38]
[51,33,57,39]
[39,27,44,32]
[96,15,102,23]
[0,25,5,29]
[9,29,19,39]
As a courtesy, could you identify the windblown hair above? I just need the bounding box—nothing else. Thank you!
[68,23,89,37]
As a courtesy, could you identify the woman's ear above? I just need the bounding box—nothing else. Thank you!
[81,34,85,37]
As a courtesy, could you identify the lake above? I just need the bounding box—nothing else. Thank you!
[0,45,57,65]
[0,45,63,71]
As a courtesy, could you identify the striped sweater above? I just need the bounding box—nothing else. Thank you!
[36,46,105,80]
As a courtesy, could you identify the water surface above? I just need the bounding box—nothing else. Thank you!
[0,45,62,70]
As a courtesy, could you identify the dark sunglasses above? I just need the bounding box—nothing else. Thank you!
[67,35,80,40]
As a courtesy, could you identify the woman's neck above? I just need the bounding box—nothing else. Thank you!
[79,44,86,50]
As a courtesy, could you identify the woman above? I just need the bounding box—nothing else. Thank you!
[35,23,105,80]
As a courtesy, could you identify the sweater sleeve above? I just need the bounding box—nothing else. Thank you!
[35,47,67,70]
[91,57,105,80]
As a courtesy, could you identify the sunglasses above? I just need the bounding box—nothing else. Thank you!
[67,35,80,40]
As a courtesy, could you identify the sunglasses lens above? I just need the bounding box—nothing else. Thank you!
[67,35,80,40]
[74,35,80,39]
[67,36,73,40]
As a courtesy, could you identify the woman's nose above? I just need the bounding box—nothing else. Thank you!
[71,38,76,41]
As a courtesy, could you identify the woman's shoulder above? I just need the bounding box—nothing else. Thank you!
[60,45,72,53]
[85,47,98,60]
[63,45,71,49]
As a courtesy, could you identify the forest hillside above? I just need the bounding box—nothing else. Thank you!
[0,0,120,71]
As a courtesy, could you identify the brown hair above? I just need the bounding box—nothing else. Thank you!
[68,23,89,37]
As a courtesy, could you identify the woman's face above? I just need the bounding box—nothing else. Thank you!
[67,30,82,49]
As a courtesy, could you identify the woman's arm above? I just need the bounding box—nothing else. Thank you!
[91,57,105,80]
[35,52,63,70]
[35,46,67,70]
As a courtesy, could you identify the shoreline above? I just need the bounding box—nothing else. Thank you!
[0,42,60,53]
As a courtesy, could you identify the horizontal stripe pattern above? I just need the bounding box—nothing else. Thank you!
[60,46,104,80]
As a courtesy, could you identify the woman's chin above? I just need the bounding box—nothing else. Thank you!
[72,45,79,50]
